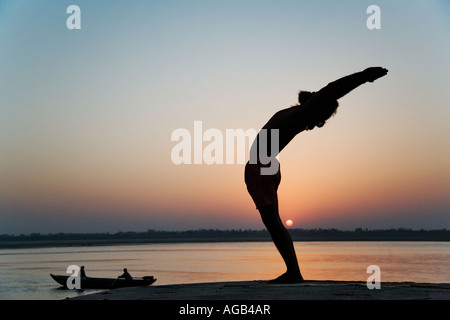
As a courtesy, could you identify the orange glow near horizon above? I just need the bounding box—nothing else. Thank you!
[3,140,448,232]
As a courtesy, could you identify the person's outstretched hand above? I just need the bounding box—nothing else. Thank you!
[364,67,388,82]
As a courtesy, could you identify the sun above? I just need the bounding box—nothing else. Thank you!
[285,219,293,227]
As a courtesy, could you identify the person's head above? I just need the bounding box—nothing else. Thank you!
[124,268,127,272]
[298,91,339,130]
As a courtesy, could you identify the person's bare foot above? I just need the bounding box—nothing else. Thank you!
[268,271,304,284]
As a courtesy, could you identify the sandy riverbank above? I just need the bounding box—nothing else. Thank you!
[71,280,450,300]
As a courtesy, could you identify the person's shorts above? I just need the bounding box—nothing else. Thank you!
[244,160,281,209]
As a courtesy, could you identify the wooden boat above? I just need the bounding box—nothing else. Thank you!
[50,273,156,289]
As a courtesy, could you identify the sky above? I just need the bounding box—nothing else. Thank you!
[0,0,449,234]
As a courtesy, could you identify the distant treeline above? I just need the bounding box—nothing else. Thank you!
[1,228,450,247]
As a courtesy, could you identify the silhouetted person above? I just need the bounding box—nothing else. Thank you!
[245,67,388,283]
[118,268,133,281]
[80,266,87,278]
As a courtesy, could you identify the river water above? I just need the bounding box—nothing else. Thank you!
[0,241,449,300]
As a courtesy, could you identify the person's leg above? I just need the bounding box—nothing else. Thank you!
[258,204,304,283]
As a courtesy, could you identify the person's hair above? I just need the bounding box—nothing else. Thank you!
[298,90,339,130]
[298,90,315,104]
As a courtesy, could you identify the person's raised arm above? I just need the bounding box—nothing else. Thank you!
[314,67,388,101]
